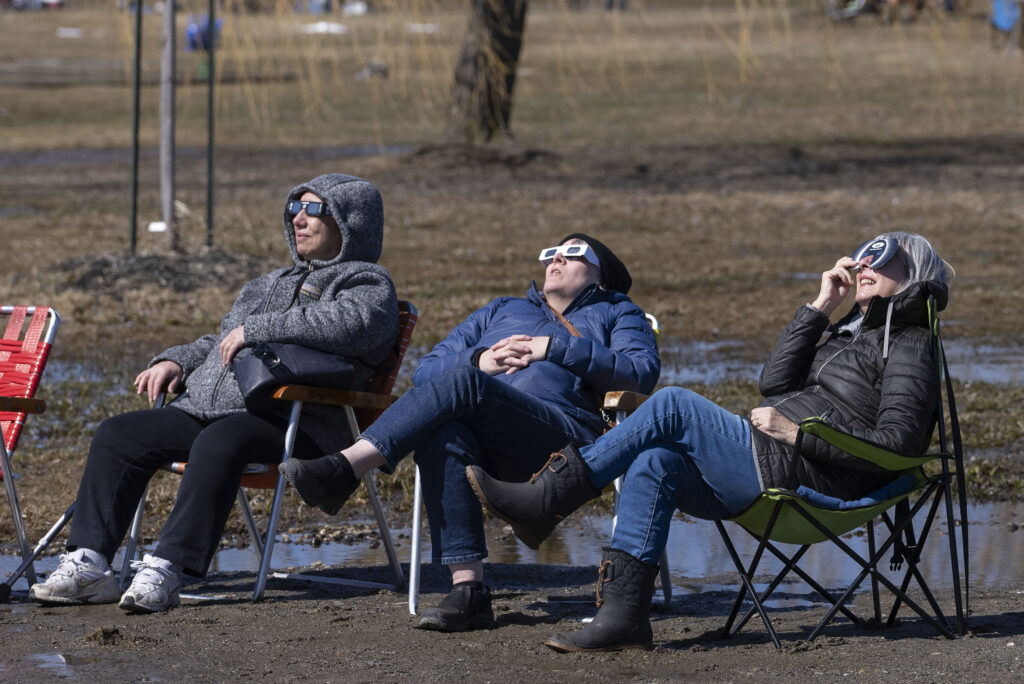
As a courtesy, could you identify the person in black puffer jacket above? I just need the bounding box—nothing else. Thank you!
[468,231,952,652]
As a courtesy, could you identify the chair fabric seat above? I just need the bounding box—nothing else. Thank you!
[729,473,923,545]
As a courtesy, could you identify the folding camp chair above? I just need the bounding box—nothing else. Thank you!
[0,305,61,601]
[406,313,667,615]
[715,295,968,648]
[122,300,418,601]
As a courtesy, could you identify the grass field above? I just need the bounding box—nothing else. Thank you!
[2,0,1023,544]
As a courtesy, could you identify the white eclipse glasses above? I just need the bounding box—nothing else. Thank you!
[849,236,899,272]
[538,244,600,267]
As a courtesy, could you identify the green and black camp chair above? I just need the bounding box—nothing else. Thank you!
[715,295,968,648]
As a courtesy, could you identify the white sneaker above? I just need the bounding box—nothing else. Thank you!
[29,548,120,605]
[118,554,181,614]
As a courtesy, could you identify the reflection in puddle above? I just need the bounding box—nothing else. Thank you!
[29,653,74,675]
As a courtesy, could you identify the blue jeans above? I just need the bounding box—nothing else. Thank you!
[362,367,595,564]
[579,387,762,564]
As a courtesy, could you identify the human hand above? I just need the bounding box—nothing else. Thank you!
[750,407,800,446]
[810,257,859,316]
[478,335,550,375]
[219,326,246,366]
[134,360,184,403]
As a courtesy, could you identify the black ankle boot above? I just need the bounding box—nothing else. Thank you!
[416,581,494,632]
[466,444,601,549]
[278,453,360,515]
[546,548,658,652]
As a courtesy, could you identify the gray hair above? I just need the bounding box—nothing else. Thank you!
[876,231,953,292]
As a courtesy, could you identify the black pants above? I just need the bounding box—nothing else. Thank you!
[66,407,320,577]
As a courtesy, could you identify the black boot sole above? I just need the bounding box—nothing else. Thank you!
[544,637,653,653]
[416,611,494,632]
[465,467,544,550]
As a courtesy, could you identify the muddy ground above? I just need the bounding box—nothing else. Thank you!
[2,135,1023,679]
[2,560,1022,682]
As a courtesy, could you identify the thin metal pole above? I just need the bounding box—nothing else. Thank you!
[129,0,143,256]
[206,0,215,247]
[160,0,177,251]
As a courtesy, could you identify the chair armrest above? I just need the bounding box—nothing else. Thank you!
[271,384,397,411]
[0,396,45,414]
[603,391,649,413]
[799,417,938,471]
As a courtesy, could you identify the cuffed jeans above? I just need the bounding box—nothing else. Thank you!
[67,407,320,577]
[578,387,762,565]
[361,367,596,564]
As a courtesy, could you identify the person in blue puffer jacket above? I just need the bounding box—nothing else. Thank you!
[281,233,660,631]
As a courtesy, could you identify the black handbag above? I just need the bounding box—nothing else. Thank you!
[232,342,357,413]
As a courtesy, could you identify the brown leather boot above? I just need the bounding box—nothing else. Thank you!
[466,444,601,549]
[545,547,658,652]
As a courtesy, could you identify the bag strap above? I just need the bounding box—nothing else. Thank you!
[544,298,614,432]
[546,299,583,338]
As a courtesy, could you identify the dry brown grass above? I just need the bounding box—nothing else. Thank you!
[2,2,1023,545]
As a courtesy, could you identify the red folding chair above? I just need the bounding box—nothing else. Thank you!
[1,305,61,601]
[122,301,418,600]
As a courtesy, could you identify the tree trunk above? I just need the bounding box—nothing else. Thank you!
[447,0,528,143]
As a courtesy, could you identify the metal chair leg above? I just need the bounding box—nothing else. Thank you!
[252,400,302,601]
[236,486,264,559]
[0,501,75,601]
[120,483,150,590]
[408,465,423,615]
[1,442,37,587]
[363,470,405,590]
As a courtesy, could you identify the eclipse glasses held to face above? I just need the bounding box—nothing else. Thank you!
[286,200,332,218]
[538,243,600,267]
[849,236,899,272]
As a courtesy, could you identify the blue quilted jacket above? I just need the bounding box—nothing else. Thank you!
[413,282,660,436]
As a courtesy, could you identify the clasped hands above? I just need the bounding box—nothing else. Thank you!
[478,335,550,376]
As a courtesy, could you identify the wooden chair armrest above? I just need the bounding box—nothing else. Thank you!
[603,391,649,413]
[271,384,397,411]
[0,396,45,414]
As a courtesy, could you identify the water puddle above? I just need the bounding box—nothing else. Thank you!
[0,145,413,169]
[0,207,32,218]
[21,652,141,679]
[658,340,763,385]
[659,338,1024,385]
[5,501,1018,595]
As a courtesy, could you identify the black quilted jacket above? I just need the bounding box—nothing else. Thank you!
[751,280,947,499]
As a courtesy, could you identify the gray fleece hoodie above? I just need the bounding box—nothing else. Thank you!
[153,174,399,453]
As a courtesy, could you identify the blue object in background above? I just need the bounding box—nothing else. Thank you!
[185,14,223,53]
[991,0,1021,32]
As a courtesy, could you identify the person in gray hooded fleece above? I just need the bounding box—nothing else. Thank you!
[29,174,398,614]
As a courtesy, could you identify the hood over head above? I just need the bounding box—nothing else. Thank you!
[282,174,384,267]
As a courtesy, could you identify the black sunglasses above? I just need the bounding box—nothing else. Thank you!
[286,200,332,218]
